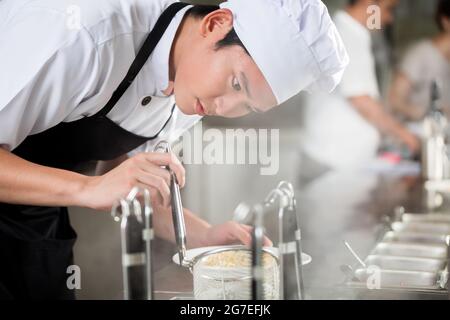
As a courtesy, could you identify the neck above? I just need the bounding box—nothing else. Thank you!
[346,5,369,28]
[433,33,450,61]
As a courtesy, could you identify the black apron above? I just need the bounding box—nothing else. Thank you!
[0,2,189,300]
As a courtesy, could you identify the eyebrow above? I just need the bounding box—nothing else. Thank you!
[240,72,263,113]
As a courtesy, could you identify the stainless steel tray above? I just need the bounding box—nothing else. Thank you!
[392,221,450,235]
[354,268,442,290]
[383,231,448,245]
[343,211,449,294]
[365,255,445,272]
[373,242,447,259]
[402,213,450,224]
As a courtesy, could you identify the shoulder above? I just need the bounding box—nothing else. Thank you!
[403,40,435,59]
[7,0,178,45]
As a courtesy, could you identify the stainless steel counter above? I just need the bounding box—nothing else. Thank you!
[70,128,448,300]
[151,170,449,300]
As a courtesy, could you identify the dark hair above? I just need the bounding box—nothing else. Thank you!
[348,0,382,6]
[186,5,249,55]
[436,0,450,31]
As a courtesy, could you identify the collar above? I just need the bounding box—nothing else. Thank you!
[150,4,193,97]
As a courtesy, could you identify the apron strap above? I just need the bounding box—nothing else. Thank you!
[94,2,190,118]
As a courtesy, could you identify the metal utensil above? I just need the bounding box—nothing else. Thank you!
[343,241,367,268]
[232,202,252,224]
[249,182,306,300]
[111,187,154,300]
[154,140,188,267]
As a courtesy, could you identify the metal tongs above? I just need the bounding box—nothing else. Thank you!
[154,141,189,267]
[111,187,154,300]
[264,182,305,300]
[235,181,305,300]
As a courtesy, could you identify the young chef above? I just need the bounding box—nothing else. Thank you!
[300,0,420,170]
[0,0,348,299]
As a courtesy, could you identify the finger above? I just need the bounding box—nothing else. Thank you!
[229,223,252,247]
[136,171,171,207]
[263,236,273,247]
[166,152,185,188]
[138,164,171,187]
[148,187,165,208]
[144,153,186,188]
[135,183,165,208]
[241,225,273,247]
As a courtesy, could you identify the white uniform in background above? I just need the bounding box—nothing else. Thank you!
[0,0,201,153]
[300,10,381,170]
[399,40,450,119]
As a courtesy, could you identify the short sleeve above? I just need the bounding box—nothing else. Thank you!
[338,40,380,99]
[399,43,427,84]
[0,7,99,150]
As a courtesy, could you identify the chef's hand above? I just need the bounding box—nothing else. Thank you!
[81,152,185,211]
[200,222,273,247]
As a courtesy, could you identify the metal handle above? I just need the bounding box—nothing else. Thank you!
[270,182,305,300]
[250,181,305,300]
[111,187,154,300]
[251,204,265,300]
[154,140,188,267]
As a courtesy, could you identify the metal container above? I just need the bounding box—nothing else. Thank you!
[391,221,450,235]
[422,134,446,181]
[421,81,448,181]
[373,242,447,259]
[354,268,441,289]
[383,231,448,245]
[191,247,280,300]
[402,213,450,224]
[365,255,445,273]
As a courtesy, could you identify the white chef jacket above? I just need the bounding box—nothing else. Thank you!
[300,10,381,169]
[0,0,202,154]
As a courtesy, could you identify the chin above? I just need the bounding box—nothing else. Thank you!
[173,95,195,115]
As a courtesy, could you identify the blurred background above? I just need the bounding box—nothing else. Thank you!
[70,0,448,299]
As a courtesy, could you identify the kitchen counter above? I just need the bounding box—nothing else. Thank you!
[152,170,449,300]
[70,128,448,300]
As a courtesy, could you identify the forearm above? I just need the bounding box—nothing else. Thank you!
[153,205,211,248]
[391,101,424,121]
[350,96,412,142]
[0,148,88,207]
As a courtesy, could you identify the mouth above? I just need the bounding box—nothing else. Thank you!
[195,99,207,116]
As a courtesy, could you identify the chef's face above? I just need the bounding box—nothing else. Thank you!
[173,9,278,118]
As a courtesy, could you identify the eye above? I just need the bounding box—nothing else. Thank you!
[232,77,241,91]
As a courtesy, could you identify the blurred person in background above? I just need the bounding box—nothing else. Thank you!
[300,0,420,173]
[389,0,450,122]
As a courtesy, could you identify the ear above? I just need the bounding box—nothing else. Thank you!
[199,9,233,40]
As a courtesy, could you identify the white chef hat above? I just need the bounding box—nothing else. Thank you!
[220,0,349,105]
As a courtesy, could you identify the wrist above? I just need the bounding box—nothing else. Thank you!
[72,175,98,209]
[188,222,212,249]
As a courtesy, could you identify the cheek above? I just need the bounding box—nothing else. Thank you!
[173,52,230,114]
[198,54,231,98]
